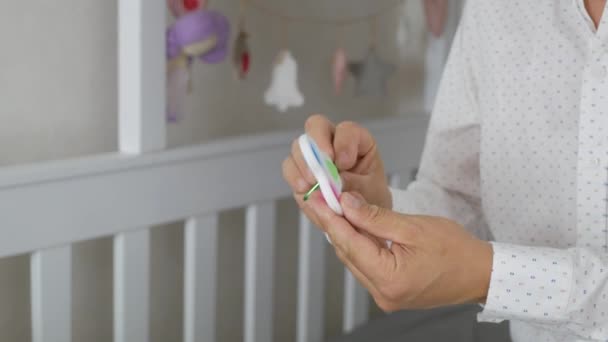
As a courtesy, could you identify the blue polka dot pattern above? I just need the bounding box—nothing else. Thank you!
[390,0,608,341]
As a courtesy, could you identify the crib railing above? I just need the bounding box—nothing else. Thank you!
[0,113,427,342]
[0,1,429,341]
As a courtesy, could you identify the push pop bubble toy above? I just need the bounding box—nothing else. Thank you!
[299,134,342,244]
[299,134,392,248]
[299,134,343,214]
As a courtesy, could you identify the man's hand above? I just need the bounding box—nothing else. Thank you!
[306,190,493,311]
[282,115,392,227]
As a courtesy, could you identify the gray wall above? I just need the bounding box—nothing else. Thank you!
[0,0,427,341]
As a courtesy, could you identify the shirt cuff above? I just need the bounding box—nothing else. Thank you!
[477,242,574,325]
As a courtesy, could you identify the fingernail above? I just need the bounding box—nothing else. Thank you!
[297,179,308,192]
[342,192,362,209]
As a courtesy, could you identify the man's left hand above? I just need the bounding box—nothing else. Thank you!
[306,191,493,312]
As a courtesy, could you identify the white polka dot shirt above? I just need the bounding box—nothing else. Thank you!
[391,1,608,341]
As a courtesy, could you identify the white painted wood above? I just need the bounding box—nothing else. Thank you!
[342,269,369,333]
[0,116,428,259]
[296,215,326,342]
[244,202,276,342]
[119,0,166,153]
[115,0,165,339]
[30,246,71,342]
[183,215,219,342]
[0,116,424,188]
[113,230,150,342]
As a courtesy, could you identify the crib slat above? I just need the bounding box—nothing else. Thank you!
[244,202,276,342]
[296,215,326,342]
[342,269,369,333]
[114,230,150,342]
[183,215,219,342]
[31,246,72,342]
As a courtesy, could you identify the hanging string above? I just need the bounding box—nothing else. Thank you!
[336,24,346,47]
[369,15,378,49]
[238,0,248,29]
[279,17,290,52]
[248,0,404,27]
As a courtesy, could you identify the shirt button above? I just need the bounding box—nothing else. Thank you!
[593,157,602,167]
[591,64,607,80]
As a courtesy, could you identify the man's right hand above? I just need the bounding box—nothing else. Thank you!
[282,114,392,227]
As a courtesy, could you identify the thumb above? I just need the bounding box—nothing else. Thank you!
[340,192,414,243]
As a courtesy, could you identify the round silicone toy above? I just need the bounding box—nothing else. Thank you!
[298,133,393,249]
[298,134,343,245]
[298,134,343,215]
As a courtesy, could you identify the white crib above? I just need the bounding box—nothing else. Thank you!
[0,1,441,342]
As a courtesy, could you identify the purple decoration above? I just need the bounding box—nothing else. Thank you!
[166,9,230,122]
[166,9,230,64]
[166,66,190,122]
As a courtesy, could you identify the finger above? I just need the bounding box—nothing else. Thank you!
[334,247,383,300]
[291,139,317,185]
[358,228,386,250]
[307,195,388,280]
[293,192,322,228]
[340,172,371,194]
[333,121,376,170]
[282,157,312,193]
[304,114,336,159]
[340,192,419,244]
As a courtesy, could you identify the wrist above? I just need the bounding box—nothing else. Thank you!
[472,240,493,303]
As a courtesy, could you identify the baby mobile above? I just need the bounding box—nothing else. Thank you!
[165,0,449,120]
[166,0,231,122]
[249,0,405,111]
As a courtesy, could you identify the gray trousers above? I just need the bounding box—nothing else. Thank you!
[330,305,511,342]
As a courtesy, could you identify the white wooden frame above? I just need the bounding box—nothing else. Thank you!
[0,114,427,342]
[0,1,435,341]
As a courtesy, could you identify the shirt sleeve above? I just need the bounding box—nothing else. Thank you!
[390,0,491,241]
[389,1,608,339]
[478,243,608,341]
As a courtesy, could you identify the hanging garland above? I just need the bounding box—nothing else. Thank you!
[166,0,447,119]
[348,17,396,97]
[232,0,252,80]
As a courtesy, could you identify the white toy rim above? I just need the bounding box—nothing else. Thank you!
[298,134,343,216]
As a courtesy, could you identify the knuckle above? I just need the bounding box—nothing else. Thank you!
[375,298,398,313]
[377,274,408,302]
[282,157,303,190]
[340,243,351,260]
[366,204,386,224]
[328,223,349,254]
[378,284,401,303]
[291,139,300,155]
[305,114,327,130]
[281,157,292,173]
[377,283,393,301]
[292,193,302,205]
[334,246,347,262]
[336,120,359,132]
